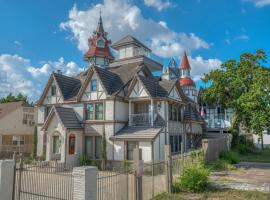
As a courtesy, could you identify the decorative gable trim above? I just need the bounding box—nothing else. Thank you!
[127,75,151,98]
[169,86,181,100]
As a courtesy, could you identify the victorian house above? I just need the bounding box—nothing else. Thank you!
[36,14,204,165]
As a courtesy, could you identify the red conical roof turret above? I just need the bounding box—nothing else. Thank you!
[179,51,191,69]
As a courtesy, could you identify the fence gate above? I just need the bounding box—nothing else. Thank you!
[97,169,135,200]
[13,161,74,200]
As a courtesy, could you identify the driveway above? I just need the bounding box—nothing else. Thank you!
[210,162,270,192]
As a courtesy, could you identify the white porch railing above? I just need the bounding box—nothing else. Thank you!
[129,113,152,126]
[0,144,32,154]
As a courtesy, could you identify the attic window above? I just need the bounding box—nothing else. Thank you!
[51,85,56,96]
[97,39,105,48]
[91,80,97,91]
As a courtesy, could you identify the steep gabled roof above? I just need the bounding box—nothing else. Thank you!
[37,73,82,105]
[184,104,204,123]
[53,73,81,100]
[42,106,82,130]
[111,35,151,51]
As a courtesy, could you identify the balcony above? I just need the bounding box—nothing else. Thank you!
[129,113,152,126]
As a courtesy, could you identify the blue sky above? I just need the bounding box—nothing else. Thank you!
[0,0,269,101]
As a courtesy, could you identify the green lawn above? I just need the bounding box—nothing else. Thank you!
[236,149,270,163]
[153,189,270,200]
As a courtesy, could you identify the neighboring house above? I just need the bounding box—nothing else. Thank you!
[0,101,36,154]
[253,129,270,148]
[36,14,204,166]
[197,88,234,135]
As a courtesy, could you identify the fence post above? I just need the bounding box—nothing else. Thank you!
[133,148,142,200]
[164,145,172,193]
[0,160,15,200]
[73,166,98,200]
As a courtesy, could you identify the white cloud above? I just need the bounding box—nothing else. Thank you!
[0,54,39,99]
[14,40,22,47]
[0,54,82,101]
[243,0,270,7]
[234,34,249,41]
[60,0,209,58]
[144,0,173,11]
[188,56,222,81]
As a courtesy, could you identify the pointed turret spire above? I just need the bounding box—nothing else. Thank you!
[96,9,104,33]
[180,51,191,69]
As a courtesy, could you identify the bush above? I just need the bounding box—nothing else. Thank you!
[219,150,239,164]
[238,144,253,155]
[179,164,210,192]
[79,155,87,166]
[208,159,236,171]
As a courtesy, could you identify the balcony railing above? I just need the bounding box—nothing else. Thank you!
[129,113,152,126]
[0,144,32,154]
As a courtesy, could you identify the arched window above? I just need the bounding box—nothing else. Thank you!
[69,134,76,155]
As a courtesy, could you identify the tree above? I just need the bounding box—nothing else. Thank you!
[201,49,270,148]
[101,126,107,170]
[0,93,28,104]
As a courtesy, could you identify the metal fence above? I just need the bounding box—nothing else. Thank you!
[13,159,74,200]
[97,169,135,200]
[142,161,167,200]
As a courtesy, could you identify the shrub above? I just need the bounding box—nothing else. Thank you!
[219,150,239,164]
[179,164,210,192]
[238,144,253,155]
[208,159,236,171]
[79,155,87,166]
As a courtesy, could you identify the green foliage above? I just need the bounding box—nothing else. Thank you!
[101,126,107,170]
[179,164,210,192]
[120,160,132,171]
[219,150,239,164]
[0,93,28,104]
[79,154,87,166]
[238,144,253,155]
[201,50,270,147]
[32,126,38,159]
[208,159,236,171]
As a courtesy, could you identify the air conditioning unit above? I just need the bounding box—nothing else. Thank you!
[29,121,35,126]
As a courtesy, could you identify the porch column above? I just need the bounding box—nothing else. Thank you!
[151,98,154,126]
[129,100,132,126]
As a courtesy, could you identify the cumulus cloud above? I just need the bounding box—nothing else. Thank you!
[243,0,270,7]
[188,56,222,81]
[144,0,173,11]
[60,0,209,58]
[0,54,82,101]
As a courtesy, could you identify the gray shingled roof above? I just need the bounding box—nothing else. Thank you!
[54,106,82,129]
[111,126,163,141]
[111,35,150,51]
[184,105,204,122]
[138,75,177,98]
[42,106,82,130]
[54,73,81,100]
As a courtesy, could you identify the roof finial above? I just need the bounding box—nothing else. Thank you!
[96,7,104,33]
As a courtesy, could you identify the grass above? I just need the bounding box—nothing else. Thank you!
[153,189,270,200]
[235,148,270,163]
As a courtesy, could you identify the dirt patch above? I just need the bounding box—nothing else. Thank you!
[210,162,270,192]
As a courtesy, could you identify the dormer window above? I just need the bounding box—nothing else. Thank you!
[97,39,105,48]
[51,85,56,96]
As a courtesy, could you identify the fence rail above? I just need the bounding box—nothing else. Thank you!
[97,169,135,200]
[13,159,74,200]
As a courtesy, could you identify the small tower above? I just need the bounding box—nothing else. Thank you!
[84,11,114,67]
[179,51,197,102]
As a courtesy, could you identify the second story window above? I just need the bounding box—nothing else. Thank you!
[91,80,97,91]
[86,102,104,120]
[51,85,56,96]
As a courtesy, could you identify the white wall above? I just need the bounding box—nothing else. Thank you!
[81,72,106,101]
[139,141,152,162]
[43,79,63,105]
[115,101,128,121]
[253,133,270,148]
[113,141,124,160]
